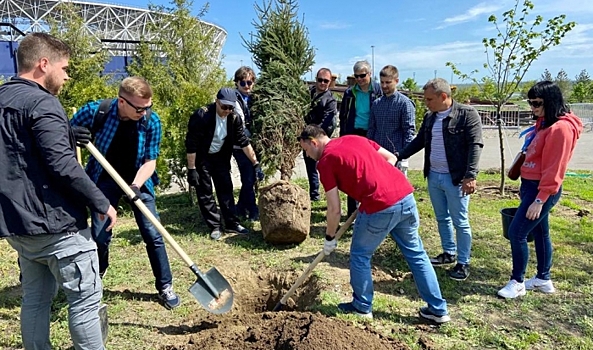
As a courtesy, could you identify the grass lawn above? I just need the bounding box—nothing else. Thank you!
[0,171,592,349]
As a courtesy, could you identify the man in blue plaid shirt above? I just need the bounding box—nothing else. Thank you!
[368,65,416,176]
[70,77,180,310]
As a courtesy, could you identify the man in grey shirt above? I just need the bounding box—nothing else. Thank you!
[398,78,483,281]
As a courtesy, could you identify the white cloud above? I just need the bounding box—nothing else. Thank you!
[319,22,350,30]
[438,2,504,28]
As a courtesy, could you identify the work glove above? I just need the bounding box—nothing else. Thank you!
[72,126,92,147]
[187,169,199,187]
[323,235,337,256]
[128,184,142,201]
[254,162,265,182]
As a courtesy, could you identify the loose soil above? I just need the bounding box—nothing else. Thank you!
[162,271,409,350]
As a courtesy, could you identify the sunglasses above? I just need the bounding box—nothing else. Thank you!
[239,80,253,87]
[119,95,152,113]
[218,102,234,111]
[317,78,330,84]
[527,100,544,108]
[354,73,368,79]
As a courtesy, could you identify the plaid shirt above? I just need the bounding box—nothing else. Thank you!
[70,99,162,195]
[368,92,416,155]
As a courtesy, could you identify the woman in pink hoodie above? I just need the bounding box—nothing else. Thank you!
[498,81,583,299]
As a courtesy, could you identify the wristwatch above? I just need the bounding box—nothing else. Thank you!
[534,198,544,204]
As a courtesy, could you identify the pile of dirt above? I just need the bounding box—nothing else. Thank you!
[162,312,408,350]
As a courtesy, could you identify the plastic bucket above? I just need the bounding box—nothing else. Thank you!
[500,208,534,242]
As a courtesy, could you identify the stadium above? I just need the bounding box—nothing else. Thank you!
[0,0,227,77]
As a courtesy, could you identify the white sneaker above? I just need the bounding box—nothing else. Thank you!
[525,276,555,293]
[497,280,526,299]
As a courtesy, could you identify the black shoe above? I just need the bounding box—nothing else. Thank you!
[448,263,470,281]
[419,306,451,324]
[430,252,456,266]
[226,224,249,235]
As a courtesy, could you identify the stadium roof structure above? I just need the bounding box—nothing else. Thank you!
[0,0,227,56]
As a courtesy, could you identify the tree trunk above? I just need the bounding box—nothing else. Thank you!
[497,108,506,195]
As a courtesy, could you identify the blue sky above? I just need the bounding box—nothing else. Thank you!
[121,0,593,85]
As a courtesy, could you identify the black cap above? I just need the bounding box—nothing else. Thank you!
[216,87,237,106]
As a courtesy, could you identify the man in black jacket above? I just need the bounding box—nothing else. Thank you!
[304,68,338,201]
[398,78,483,282]
[0,33,117,349]
[186,87,264,240]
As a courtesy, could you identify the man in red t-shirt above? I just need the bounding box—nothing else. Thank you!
[298,124,450,324]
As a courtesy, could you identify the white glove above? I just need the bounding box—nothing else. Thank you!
[323,236,337,256]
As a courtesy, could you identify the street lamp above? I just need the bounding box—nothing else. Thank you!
[371,45,375,80]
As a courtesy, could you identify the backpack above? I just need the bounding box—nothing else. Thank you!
[90,98,114,137]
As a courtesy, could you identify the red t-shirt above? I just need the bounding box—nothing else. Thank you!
[317,135,414,214]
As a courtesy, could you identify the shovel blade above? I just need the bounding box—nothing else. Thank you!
[98,303,108,345]
[188,267,234,314]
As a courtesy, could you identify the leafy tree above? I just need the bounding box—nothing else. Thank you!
[447,0,575,194]
[541,68,553,82]
[554,68,571,98]
[570,80,593,103]
[48,3,117,113]
[400,77,418,92]
[244,0,314,180]
[127,0,226,190]
[575,69,590,84]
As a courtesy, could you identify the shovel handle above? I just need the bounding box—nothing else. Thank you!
[277,210,357,307]
[85,143,196,268]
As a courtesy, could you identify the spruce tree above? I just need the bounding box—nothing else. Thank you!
[244,0,315,180]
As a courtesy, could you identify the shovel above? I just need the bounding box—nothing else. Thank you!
[85,143,234,314]
[272,210,357,311]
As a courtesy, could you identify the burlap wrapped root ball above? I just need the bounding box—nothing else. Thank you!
[258,180,311,244]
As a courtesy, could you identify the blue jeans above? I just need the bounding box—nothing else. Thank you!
[92,178,173,292]
[509,179,561,282]
[7,229,104,350]
[427,171,472,265]
[233,149,258,218]
[303,150,320,200]
[350,194,448,316]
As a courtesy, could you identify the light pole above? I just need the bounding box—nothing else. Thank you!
[371,45,375,80]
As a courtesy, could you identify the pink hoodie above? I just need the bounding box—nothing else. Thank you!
[521,112,583,202]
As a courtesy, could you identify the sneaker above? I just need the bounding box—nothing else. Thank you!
[448,263,470,281]
[525,276,556,293]
[210,228,222,241]
[337,302,373,319]
[226,224,249,235]
[430,252,456,266]
[497,279,526,299]
[419,306,451,324]
[158,285,181,310]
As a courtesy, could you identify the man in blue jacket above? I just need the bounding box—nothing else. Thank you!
[0,32,117,350]
[339,60,383,216]
[71,76,181,310]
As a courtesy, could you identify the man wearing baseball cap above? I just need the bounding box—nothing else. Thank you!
[185,87,264,240]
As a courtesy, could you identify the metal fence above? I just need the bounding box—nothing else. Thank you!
[569,103,593,132]
[473,105,522,130]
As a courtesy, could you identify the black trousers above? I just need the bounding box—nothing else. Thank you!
[195,153,239,230]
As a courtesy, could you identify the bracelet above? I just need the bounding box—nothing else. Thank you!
[325,234,335,241]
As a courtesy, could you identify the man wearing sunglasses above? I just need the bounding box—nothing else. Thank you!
[185,87,263,241]
[232,66,259,221]
[70,76,181,310]
[339,60,383,216]
[303,68,338,201]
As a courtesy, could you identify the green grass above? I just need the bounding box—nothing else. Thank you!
[0,171,592,349]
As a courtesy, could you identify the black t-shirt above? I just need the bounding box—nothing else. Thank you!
[99,119,138,184]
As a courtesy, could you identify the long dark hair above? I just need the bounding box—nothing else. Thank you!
[527,81,570,129]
